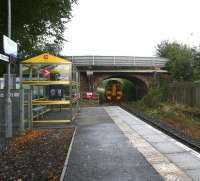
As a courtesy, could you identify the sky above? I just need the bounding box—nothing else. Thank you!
[62,0,200,57]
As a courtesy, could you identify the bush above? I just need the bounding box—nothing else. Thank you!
[140,88,162,108]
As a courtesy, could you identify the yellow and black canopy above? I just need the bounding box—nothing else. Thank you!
[21,53,70,64]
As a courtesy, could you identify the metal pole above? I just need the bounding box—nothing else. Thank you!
[28,89,33,128]
[20,89,24,130]
[5,0,12,138]
[8,0,11,37]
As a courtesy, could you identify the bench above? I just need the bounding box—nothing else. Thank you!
[33,106,49,119]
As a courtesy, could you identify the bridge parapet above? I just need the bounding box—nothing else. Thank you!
[66,56,169,68]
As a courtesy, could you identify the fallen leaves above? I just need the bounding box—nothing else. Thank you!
[13,130,48,146]
[0,128,74,180]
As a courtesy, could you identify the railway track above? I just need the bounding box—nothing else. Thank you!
[120,103,200,153]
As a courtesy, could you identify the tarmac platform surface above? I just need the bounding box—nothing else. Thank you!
[64,106,200,180]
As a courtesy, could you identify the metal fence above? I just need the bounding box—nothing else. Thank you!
[0,89,32,138]
[168,82,200,107]
[66,56,169,67]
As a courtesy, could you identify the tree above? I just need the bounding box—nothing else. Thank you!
[0,0,77,56]
[0,0,77,75]
[192,49,200,80]
[156,41,195,81]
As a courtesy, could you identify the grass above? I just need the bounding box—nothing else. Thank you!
[80,99,99,107]
[128,101,200,141]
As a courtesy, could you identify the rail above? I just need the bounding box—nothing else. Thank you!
[120,103,200,153]
[66,56,169,67]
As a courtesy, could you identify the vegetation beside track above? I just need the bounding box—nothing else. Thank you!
[80,99,100,107]
[126,99,200,142]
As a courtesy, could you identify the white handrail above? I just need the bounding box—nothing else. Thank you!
[66,56,168,67]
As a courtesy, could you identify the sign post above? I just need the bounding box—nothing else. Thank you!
[3,0,17,138]
[0,52,11,137]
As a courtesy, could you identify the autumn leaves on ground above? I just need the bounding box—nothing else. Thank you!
[0,128,74,180]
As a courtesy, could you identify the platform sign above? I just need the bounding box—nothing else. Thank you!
[0,53,9,62]
[3,35,17,57]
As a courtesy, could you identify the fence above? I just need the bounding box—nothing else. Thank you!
[168,82,200,107]
[67,56,169,68]
[0,89,32,138]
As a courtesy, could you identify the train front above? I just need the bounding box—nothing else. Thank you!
[105,80,123,103]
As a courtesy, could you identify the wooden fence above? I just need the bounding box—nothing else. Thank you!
[168,82,200,107]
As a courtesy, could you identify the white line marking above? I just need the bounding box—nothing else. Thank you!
[60,127,77,181]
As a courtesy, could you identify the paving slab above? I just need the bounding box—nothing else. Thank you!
[186,169,200,181]
[105,106,195,180]
[166,152,200,170]
[129,124,161,136]
[64,107,163,181]
[142,134,170,143]
[152,142,187,154]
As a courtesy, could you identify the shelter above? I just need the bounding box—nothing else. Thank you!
[20,53,80,126]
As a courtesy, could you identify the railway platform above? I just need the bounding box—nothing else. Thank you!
[64,106,200,181]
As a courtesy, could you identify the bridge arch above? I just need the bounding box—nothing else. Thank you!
[94,73,149,101]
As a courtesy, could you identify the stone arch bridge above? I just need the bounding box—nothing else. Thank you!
[66,56,169,99]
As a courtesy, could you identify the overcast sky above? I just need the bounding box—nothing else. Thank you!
[62,0,200,56]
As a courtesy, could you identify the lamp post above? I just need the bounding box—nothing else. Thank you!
[5,0,12,138]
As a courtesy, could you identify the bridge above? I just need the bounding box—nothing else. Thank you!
[67,55,168,67]
[66,56,169,101]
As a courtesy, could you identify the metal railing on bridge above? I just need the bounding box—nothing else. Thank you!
[66,56,169,67]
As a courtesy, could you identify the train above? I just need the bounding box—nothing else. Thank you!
[105,80,123,103]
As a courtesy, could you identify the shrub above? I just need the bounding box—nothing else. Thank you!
[140,88,162,108]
